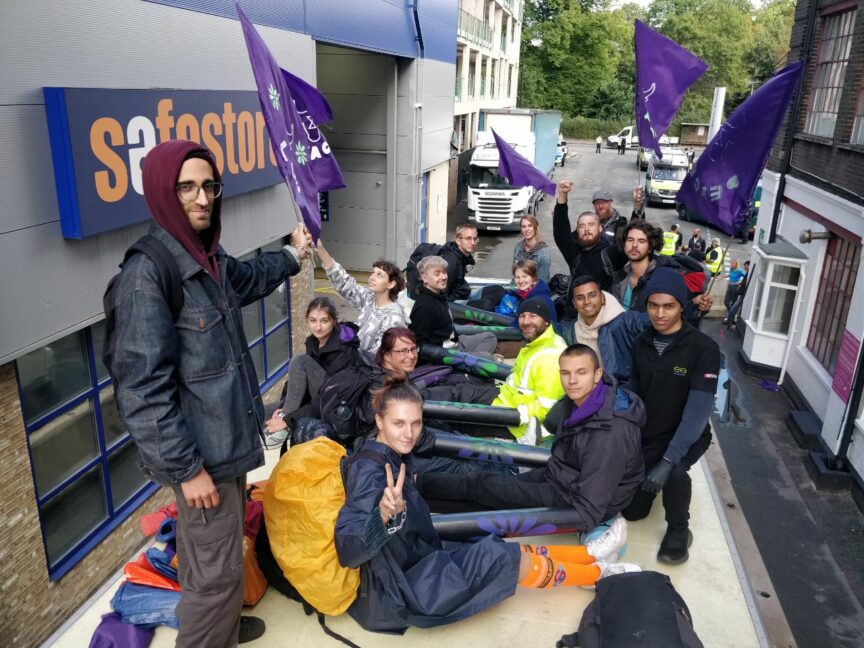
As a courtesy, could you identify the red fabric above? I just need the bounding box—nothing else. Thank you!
[124,555,181,592]
[142,140,223,282]
[244,500,264,541]
[683,271,706,293]
[517,287,533,300]
[139,503,178,537]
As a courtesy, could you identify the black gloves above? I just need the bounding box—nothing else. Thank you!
[642,458,673,494]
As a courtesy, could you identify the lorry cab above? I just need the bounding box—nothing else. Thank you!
[645,148,689,206]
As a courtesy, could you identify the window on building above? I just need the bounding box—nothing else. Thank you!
[15,239,293,579]
[806,235,861,373]
[749,260,802,336]
[852,89,864,145]
[804,8,857,138]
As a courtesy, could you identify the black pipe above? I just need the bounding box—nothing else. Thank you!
[432,507,583,541]
[419,344,512,380]
[768,0,818,244]
[449,302,514,326]
[454,324,523,341]
[423,401,521,427]
[431,431,550,467]
[832,353,864,472]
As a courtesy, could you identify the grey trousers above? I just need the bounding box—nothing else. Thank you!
[174,477,245,648]
[457,331,498,357]
[280,354,326,412]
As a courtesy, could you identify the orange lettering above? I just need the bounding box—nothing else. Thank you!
[90,117,128,202]
[155,99,174,142]
[222,103,239,174]
[201,113,225,175]
[175,113,200,143]
[236,111,255,173]
[255,111,268,169]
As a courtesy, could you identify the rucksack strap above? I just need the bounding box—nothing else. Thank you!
[125,235,184,320]
[317,613,363,648]
[556,632,579,647]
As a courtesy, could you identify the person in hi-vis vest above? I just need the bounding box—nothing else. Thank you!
[705,238,724,275]
[660,224,681,256]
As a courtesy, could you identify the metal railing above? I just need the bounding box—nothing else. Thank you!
[457,9,492,48]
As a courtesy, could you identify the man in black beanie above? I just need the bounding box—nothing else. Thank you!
[622,267,720,564]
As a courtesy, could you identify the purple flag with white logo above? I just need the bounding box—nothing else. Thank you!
[634,19,707,159]
[492,129,556,196]
[676,61,804,236]
[238,5,344,240]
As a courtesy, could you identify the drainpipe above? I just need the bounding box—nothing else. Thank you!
[832,351,864,472]
[768,0,819,243]
[386,60,398,261]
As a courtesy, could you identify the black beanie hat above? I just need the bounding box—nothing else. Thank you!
[517,296,552,322]
[645,267,689,308]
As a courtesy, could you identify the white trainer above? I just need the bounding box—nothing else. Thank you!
[597,561,642,579]
[585,516,628,563]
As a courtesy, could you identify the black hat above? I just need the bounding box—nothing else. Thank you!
[645,267,689,308]
[517,296,553,322]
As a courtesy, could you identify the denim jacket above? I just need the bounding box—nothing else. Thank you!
[112,225,301,486]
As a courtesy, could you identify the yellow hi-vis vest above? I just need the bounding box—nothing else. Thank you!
[706,247,724,275]
[661,231,678,256]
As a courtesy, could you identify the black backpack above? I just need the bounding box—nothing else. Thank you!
[318,363,376,442]
[404,242,443,298]
[102,235,184,382]
[558,571,704,648]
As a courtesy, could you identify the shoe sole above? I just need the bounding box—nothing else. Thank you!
[657,530,693,565]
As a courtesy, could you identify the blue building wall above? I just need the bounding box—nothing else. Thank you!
[145,0,458,63]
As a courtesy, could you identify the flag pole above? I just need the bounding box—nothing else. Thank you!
[704,237,733,295]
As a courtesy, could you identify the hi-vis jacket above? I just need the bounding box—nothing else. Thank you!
[493,324,567,439]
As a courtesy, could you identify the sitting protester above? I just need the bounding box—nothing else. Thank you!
[316,240,409,353]
[469,260,557,326]
[417,344,645,533]
[264,297,359,447]
[334,376,640,634]
[409,255,496,355]
[492,297,567,444]
[557,276,650,383]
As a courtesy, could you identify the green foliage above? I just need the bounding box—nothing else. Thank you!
[561,115,631,139]
[518,0,794,131]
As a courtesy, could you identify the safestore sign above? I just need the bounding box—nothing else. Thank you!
[44,87,283,239]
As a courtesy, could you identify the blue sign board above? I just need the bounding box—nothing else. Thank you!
[44,87,284,239]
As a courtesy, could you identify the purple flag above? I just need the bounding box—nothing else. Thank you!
[237,5,345,240]
[676,61,804,236]
[634,20,707,159]
[492,129,556,196]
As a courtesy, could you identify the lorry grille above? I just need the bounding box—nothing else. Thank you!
[476,196,514,224]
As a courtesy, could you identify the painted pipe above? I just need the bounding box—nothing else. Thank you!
[453,324,522,341]
[449,302,513,326]
[432,507,583,541]
[419,344,511,380]
[423,402,521,427]
[431,431,550,467]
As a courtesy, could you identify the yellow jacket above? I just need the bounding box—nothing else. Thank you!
[493,324,567,439]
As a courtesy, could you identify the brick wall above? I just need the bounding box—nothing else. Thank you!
[0,262,311,646]
[768,0,864,205]
[0,363,173,647]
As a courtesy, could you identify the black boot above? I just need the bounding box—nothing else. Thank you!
[239,616,266,644]
[657,527,693,564]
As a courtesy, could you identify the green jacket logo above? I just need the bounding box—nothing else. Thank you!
[673,366,688,376]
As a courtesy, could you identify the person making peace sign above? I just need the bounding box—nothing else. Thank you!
[334,376,640,634]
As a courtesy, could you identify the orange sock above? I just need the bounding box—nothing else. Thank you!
[518,553,601,588]
[521,543,592,564]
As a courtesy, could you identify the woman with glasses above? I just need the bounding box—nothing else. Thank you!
[264,296,360,449]
[315,240,408,354]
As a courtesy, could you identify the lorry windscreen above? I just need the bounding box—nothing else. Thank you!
[469,166,510,188]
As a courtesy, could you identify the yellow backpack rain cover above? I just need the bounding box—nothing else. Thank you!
[263,436,359,615]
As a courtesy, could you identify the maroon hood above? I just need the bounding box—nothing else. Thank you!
[142,140,223,281]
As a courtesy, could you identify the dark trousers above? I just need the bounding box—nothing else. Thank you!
[174,477,245,648]
[622,429,712,530]
[595,143,601,153]
[418,467,570,513]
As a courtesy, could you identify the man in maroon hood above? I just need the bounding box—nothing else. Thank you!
[110,140,312,646]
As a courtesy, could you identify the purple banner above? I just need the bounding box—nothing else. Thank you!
[676,61,804,235]
[634,20,707,159]
[832,330,860,404]
[238,4,344,241]
[492,128,556,196]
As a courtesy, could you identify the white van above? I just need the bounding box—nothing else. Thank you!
[644,149,689,206]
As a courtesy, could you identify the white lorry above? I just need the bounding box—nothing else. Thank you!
[465,108,562,232]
